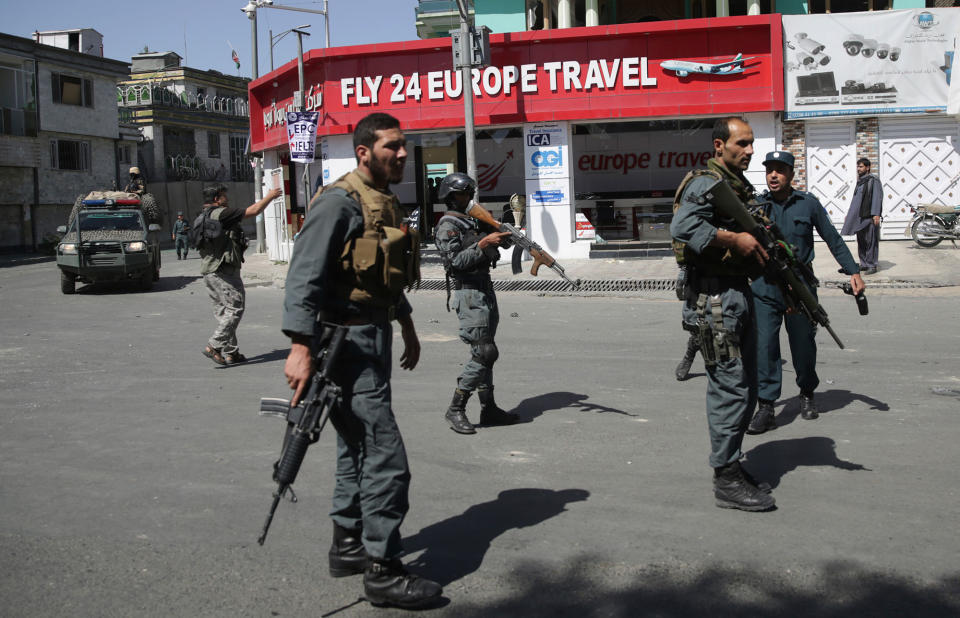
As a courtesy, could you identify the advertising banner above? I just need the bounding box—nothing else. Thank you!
[784,9,960,119]
[524,122,569,180]
[285,111,319,163]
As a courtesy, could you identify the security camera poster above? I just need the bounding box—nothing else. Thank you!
[285,111,320,163]
[783,9,960,119]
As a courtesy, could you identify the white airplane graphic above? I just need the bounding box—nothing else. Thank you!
[660,53,755,77]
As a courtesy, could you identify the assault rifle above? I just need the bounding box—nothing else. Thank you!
[701,178,845,349]
[465,201,580,289]
[256,323,351,545]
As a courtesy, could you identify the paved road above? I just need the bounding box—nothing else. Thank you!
[1,250,959,617]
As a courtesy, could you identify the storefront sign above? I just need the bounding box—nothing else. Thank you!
[249,16,783,151]
[575,212,596,239]
[784,9,960,118]
[286,111,319,163]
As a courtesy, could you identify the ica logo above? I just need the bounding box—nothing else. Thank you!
[531,147,563,168]
[527,133,551,146]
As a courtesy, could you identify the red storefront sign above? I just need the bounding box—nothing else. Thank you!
[249,15,783,152]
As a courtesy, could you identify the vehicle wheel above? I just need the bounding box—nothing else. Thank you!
[911,217,943,247]
[60,270,76,294]
[140,193,162,224]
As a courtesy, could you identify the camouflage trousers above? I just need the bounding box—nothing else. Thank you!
[204,270,245,355]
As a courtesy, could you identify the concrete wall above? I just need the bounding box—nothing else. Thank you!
[37,62,119,139]
[39,133,118,204]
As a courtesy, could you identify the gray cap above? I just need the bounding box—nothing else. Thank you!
[177,211,184,216]
[763,151,795,168]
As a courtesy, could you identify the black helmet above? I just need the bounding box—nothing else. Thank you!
[438,172,476,207]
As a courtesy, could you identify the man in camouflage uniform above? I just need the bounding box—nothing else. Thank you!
[670,117,775,512]
[125,166,146,196]
[434,173,517,435]
[282,113,442,609]
[199,184,280,366]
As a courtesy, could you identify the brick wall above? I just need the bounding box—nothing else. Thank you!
[855,117,880,169]
[782,120,806,190]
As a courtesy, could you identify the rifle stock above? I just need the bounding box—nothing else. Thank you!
[465,201,579,288]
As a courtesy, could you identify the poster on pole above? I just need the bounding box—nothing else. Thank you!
[784,9,960,119]
[286,111,320,163]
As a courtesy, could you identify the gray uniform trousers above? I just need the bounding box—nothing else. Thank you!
[175,235,189,256]
[857,222,879,270]
[685,280,758,468]
[204,269,244,355]
[328,322,410,560]
[754,291,819,402]
[453,287,499,392]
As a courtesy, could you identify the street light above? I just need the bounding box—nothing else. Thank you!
[270,23,311,72]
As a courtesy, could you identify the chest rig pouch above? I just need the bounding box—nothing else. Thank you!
[323,172,421,307]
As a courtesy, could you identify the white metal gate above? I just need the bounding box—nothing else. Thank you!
[805,121,857,234]
[879,117,960,238]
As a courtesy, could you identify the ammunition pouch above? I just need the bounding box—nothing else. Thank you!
[695,293,741,368]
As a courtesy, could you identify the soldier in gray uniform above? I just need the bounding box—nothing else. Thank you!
[670,117,775,512]
[172,211,190,260]
[434,173,517,435]
[282,113,441,609]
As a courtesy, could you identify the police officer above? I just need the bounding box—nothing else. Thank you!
[434,173,517,435]
[125,166,146,196]
[670,117,774,512]
[747,151,865,434]
[282,113,442,609]
[172,211,190,260]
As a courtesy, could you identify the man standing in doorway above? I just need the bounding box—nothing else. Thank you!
[670,117,775,512]
[841,157,883,275]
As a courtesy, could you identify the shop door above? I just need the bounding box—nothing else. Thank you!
[879,117,960,238]
[417,134,460,240]
[805,121,856,234]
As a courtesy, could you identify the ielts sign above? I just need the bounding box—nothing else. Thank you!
[249,15,783,151]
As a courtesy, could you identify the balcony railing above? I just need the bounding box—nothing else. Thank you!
[117,85,249,118]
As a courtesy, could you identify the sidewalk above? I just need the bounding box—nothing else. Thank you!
[241,239,960,290]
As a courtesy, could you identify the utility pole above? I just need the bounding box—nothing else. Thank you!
[454,0,477,188]
[243,3,267,253]
[293,27,312,211]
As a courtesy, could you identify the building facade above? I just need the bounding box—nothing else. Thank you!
[0,30,134,251]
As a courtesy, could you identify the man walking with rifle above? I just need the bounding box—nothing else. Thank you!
[747,151,865,434]
[670,117,775,512]
[434,172,518,434]
[280,113,441,609]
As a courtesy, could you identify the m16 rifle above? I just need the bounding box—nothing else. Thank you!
[465,200,580,289]
[701,178,844,349]
[256,323,350,546]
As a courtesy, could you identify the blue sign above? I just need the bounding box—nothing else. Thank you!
[531,190,564,203]
[531,148,563,168]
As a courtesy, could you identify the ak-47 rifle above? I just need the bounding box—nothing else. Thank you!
[256,323,353,545]
[701,178,844,349]
[465,200,580,289]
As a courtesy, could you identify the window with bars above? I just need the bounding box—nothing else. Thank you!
[229,135,252,181]
[51,72,94,107]
[50,139,91,170]
[208,131,221,158]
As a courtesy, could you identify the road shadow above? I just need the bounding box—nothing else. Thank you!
[509,392,632,424]
[0,254,56,268]
[775,389,889,427]
[218,348,288,368]
[401,488,590,587]
[447,558,960,617]
[742,436,870,490]
[72,275,201,295]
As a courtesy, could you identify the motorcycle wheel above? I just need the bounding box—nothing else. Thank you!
[911,217,943,247]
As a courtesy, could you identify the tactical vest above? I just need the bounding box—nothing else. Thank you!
[199,206,245,275]
[671,168,750,277]
[435,212,494,276]
[322,170,420,307]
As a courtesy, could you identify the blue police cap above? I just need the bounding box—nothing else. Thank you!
[763,151,795,168]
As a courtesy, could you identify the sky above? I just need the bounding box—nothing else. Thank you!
[3,0,421,77]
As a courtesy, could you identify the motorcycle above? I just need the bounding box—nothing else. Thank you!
[906,203,960,247]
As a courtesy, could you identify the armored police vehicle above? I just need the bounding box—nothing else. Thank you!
[56,191,162,293]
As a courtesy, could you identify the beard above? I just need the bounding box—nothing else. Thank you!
[369,155,403,186]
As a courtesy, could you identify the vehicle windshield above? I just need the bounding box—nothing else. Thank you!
[76,211,144,232]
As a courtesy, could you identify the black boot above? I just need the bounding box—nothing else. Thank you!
[328,523,368,577]
[478,386,517,426]
[445,388,475,434]
[800,391,819,420]
[364,558,443,609]
[713,461,776,512]
[675,333,700,381]
[747,400,777,435]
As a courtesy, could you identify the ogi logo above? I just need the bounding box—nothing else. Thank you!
[531,147,563,168]
[527,133,551,146]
